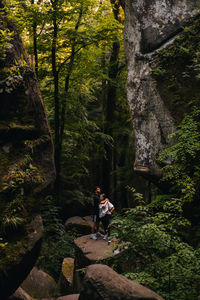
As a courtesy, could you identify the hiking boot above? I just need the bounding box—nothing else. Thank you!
[114,248,120,255]
[103,234,108,240]
[90,234,97,240]
[96,232,104,238]
[107,237,111,244]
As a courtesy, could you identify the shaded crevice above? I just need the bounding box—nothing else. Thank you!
[0,127,41,142]
[140,13,200,54]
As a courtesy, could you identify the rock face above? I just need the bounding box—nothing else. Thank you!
[65,216,93,235]
[124,0,200,180]
[8,287,35,300]
[21,267,57,299]
[79,264,164,300]
[74,235,115,265]
[73,235,117,292]
[57,296,80,300]
[58,258,75,294]
[0,7,55,299]
[65,215,104,235]
[42,295,80,300]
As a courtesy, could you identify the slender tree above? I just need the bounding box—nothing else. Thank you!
[102,0,123,200]
[50,0,61,197]
[31,0,38,77]
[60,4,83,153]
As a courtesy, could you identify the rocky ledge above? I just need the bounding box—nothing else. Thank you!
[79,264,164,300]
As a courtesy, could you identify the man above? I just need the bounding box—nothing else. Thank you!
[90,186,102,240]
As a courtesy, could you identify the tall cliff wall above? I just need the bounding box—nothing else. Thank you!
[0,9,55,299]
[124,0,200,180]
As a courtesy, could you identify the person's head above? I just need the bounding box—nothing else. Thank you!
[100,193,106,201]
[94,186,101,194]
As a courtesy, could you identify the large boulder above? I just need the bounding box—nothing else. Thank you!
[58,258,75,294]
[0,215,44,299]
[130,0,200,54]
[73,235,119,292]
[65,216,93,235]
[42,295,80,300]
[65,216,104,235]
[8,287,35,300]
[0,3,55,299]
[74,235,115,265]
[21,267,57,299]
[124,0,200,181]
[79,264,164,300]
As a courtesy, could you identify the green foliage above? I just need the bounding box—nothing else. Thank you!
[0,192,25,234]
[111,204,200,299]
[151,16,200,121]
[0,56,27,94]
[158,107,200,203]
[1,1,134,283]
[1,215,24,233]
[4,0,43,32]
[151,66,166,77]
[125,185,144,206]
[111,108,200,298]
[0,27,13,60]
[0,237,7,248]
[3,0,132,207]
[148,194,175,212]
[2,155,44,192]
[36,196,81,280]
[0,154,44,236]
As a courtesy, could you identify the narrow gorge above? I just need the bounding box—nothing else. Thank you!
[1,1,200,299]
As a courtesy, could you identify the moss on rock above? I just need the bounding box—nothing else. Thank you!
[0,10,55,299]
[152,16,200,123]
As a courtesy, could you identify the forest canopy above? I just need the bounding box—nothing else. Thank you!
[1,0,136,211]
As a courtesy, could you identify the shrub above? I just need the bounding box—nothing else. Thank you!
[111,205,200,300]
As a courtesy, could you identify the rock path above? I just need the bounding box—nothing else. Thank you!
[74,234,116,263]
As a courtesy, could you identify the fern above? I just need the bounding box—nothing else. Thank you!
[1,215,24,233]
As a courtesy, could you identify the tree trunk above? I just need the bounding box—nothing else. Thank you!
[31,0,38,78]
[51,0,60,197]
[102,40,120,197]
[102,0,121,199]
[59,7,83,154]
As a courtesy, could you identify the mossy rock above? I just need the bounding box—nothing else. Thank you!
[0,216,44,298]
[21,267,57,298]
[58,258,75,294]
[152,16,200,123]
[0,10,55,299]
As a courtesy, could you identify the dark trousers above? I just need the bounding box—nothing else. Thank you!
[100,214,111,235]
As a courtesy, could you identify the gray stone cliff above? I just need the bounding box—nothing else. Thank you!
[124,0,200,179]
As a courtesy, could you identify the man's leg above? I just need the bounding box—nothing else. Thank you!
[90,215,97,239]
[96,221,99,233]
[92,221,99,233]
[92,221,95,234]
